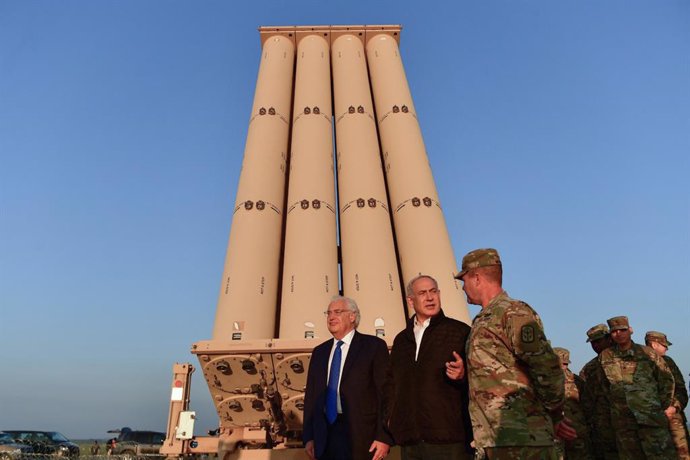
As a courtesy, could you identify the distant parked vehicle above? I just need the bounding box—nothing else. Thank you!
[107,428,165,459]
[0,431,34,459]
[2,431,79,457]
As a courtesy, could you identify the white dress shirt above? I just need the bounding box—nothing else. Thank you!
[326,329,355,414]
[413,316,431,361]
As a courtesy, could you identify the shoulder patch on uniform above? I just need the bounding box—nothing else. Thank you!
[521,324,535,343]
[515,320,544,353]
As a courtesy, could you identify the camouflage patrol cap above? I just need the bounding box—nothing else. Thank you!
[454,248,502,279]
[607,316,629,331]
[645,331,672,347]
[586,323,610,342]
[553,347,570,364]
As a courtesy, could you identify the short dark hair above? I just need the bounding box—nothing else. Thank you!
[476,265,502,285]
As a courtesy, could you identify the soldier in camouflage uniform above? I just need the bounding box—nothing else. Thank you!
[645,331,689,460]
[554,347,593,460]
[578,324,618,460]
[456,248,576,460]
[598,316,676,459]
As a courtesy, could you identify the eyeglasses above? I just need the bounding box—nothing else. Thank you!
[323,309,351,317]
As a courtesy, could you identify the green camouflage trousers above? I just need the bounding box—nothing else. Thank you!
[483,446,557,460]
[669,411,690,460]
[614,423,676,459]
[555,437,594,460]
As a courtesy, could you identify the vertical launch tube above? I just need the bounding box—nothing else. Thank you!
[279,34,339,339]
[212,35,295,340]
[366,33,470,323]
[331,33,406,339]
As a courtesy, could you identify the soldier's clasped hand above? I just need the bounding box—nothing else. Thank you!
[554,417,578,441]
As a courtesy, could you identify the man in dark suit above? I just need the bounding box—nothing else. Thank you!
[303,296,393,460]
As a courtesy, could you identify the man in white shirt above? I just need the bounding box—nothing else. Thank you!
[388,275,473,459]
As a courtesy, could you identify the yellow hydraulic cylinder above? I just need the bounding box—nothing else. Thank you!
[331,34,406,340]
[279,34,339,339]
[212,35,295,340]
[366,33,470,323]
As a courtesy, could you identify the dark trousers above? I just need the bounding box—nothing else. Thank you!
[401,441,472,460]
[321,415,352,460]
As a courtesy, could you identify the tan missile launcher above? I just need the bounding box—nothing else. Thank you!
[212,34,295,341]
[279,32,339,340]
[367,34,469,324]
[332,32,407,337]
[162,25,469,460]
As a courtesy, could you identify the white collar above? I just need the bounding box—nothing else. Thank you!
[413,316,431,328]
[334,329,356,345]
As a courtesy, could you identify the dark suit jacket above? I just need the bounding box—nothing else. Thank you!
[303,330,393,460]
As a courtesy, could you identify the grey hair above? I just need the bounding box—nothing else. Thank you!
[330,295,361,328]
[405,274,439,297]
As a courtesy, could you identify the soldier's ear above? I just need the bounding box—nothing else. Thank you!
[629,327,634,335]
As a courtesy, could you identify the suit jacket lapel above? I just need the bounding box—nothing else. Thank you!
[341,330,361,380]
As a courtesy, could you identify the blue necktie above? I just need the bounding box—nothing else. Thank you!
[326,340,344,424]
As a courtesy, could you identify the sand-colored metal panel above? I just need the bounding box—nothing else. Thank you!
[161,363,194,455]
[331,34,406,341]
[366,34,469,323]
[212,35,295,340]
[278,35,339,339]
[258,25,401,47]
[193,339,313,443]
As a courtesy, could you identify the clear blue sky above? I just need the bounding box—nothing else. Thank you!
[1,0,688,439]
